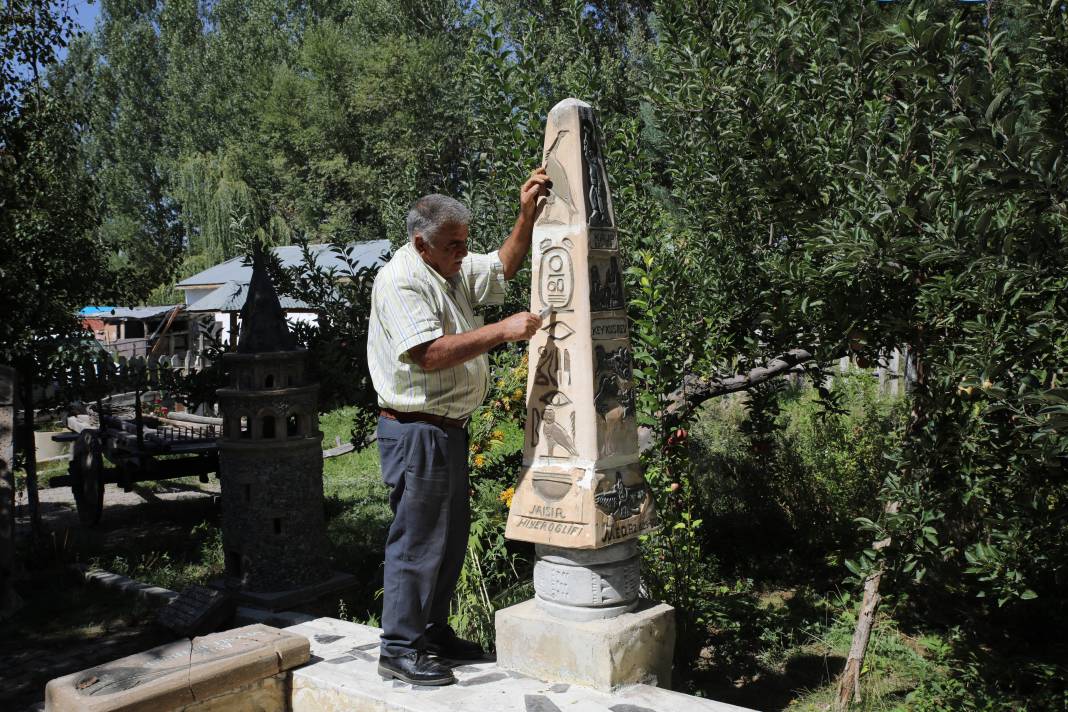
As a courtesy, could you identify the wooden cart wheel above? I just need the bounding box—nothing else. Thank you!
[69,430,105,527]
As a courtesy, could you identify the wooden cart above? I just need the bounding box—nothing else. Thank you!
[50,409,221,526]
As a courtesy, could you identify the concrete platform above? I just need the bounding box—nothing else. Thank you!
[284,616,757,712]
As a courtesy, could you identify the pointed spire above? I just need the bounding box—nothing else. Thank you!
[237,245,297,354]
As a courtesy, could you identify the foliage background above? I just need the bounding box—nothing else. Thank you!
[4,0,1068,707]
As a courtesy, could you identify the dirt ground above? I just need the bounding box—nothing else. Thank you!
[3,480,222,711]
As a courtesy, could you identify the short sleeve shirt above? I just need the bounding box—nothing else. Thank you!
[367,243,507,419]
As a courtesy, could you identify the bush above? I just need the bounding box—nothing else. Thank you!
[449,346,534,648]
[686,372,907,579]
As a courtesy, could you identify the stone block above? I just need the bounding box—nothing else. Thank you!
[44,623,309,712]
[495,598,675,691]
[157,585,236,637]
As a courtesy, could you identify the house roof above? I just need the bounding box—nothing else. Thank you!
[184,281,311,313]
[176,240,391,289]
[79,305,182,321]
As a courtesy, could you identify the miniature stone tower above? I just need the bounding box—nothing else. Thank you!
[497,99,673,690]
[216,250,332,603]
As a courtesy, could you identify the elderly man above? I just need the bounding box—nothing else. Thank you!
[368,170,549,686]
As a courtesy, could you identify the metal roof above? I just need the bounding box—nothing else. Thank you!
[79,305,182,321]
[176,240,391,289]
[185,282,312,313]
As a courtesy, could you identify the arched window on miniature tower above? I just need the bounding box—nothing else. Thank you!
[287,412,301,437]
[262,414,276,439]
[264,373,275,388]
[239,415,251,438]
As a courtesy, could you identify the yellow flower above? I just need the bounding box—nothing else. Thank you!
[492,429,504,440]
[499,486,515,508]
[474,454,486,468]
[512,388,523,400]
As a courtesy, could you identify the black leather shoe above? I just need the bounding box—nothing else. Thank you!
[378,651,456,686]
[424,625,486,660]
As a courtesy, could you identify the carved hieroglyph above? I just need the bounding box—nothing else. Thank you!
[505,98,656,549]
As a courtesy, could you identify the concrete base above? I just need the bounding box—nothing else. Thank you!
[495,597,675,691]
[212,571,357,611]
[285,615,755,712]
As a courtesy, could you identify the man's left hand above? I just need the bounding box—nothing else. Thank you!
[519,167,551,223]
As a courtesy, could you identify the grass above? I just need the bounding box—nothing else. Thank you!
[318,406,392,622]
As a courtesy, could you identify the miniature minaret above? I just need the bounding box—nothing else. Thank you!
[498,102,670,690]
[216,249,332,602]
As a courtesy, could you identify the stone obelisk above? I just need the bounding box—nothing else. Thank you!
[496,98,674,691]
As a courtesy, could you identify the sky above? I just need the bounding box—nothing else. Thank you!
[55,0,102,61]
[70,0,101,31]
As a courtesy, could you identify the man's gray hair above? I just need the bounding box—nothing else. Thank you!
[407,194,471,246]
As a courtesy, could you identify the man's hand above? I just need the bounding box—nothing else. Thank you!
[497,312,541,342]
[519,167,552,224]
[500,167,552,280]
[408,311,542,370]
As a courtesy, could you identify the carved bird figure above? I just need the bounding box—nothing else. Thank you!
[540,130,576,224]
[541,406,578,456]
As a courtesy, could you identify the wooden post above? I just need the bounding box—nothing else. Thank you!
[0,365,22,620]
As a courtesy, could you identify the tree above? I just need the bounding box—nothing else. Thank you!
[1,0,109,553]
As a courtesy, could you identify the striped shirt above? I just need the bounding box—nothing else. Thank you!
[368,242,507,419]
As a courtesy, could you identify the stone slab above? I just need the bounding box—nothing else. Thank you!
[157,585,236,637]
[496,598,675,691]
[44,623,309,712]
[285,615,756,712]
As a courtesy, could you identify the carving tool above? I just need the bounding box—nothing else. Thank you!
[539,305,554,320]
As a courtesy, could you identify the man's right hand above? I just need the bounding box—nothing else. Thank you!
[497,312,541,342]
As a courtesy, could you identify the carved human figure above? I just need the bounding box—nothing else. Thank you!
[581,118,610,228]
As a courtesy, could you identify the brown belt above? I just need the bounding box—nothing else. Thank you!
[380,408,469,429]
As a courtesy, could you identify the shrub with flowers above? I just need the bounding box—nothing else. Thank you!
[450,347,533,648]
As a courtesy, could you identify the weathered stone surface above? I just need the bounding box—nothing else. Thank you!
[286,616,753,712]
[44,624,309,712]
[505,98,655,550]
[495,598,675,692]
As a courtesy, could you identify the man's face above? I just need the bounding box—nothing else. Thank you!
[415,222,469,278]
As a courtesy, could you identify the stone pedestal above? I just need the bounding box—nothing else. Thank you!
[495,598,675,691]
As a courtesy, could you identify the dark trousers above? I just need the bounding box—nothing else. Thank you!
[377,416,470,657]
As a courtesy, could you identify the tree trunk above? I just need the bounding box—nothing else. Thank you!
[0,366,23,620]
[19,371,41,539]
[834,505,898,710]
[834,345,925,709]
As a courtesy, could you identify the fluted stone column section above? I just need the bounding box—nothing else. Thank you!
[505,98,656,622]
